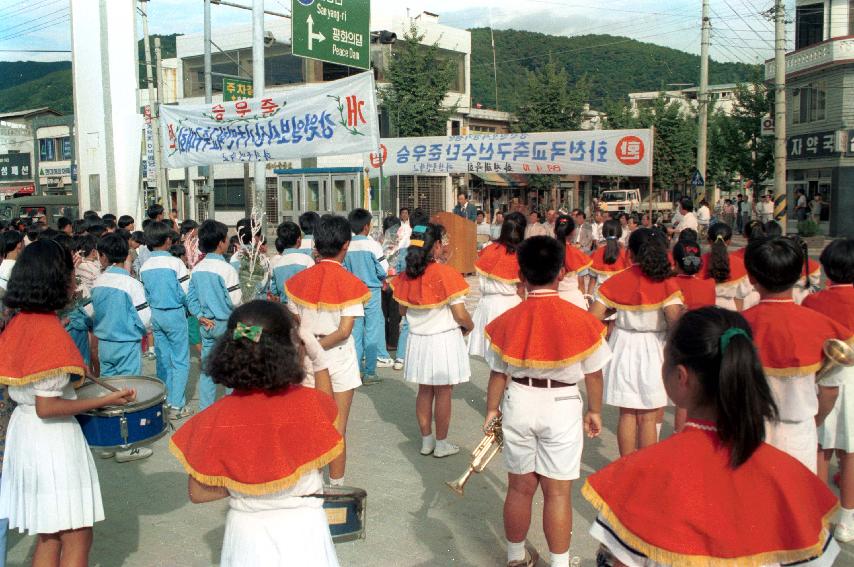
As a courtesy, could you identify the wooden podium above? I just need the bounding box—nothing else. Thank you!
[433,211,476,275]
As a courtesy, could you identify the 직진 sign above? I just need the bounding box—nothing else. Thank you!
[291,0,370,70]
[160,71,380,168]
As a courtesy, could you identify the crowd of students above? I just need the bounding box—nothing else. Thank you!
[0,198,851,567]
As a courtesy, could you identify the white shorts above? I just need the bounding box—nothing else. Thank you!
[765,419,818,473]
[501,380,584,481]
[324,342,361,393]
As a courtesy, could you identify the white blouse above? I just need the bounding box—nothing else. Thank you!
[406,298,466,335]
[9,374,75,406]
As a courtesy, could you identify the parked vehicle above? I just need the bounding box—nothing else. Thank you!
[599,189,673,216]
[0,195,79,227]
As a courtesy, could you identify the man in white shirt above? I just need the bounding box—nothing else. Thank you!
[696,199,711,239]
[669,198,698,240]
[590,210,605,245]
[760,194,775,223]
[397,207,412,249]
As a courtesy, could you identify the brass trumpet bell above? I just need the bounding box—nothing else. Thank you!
[816,339,854,383]
[445,417,503,496]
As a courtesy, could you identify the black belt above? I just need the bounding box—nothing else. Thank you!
[512,377,575,389]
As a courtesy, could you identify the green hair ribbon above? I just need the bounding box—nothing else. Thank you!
[720,327,750,353]
[233,322,263,343]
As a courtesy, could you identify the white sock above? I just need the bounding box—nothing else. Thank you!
[507,540,526,563]
[550,551,570,567]
[436,438,454,450]
[421,434,435,448]
[656,423,662,440]
[841,507,854,525]
[329,476,344,487]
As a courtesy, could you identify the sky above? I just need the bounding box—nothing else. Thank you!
[0,0,791,65]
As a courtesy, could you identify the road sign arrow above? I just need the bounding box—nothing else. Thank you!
[306,14,326,50]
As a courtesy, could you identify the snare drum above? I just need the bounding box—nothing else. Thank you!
[323,486,366,543]
[75,376,168,451]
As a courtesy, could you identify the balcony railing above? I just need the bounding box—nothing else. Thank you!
[765,36,854,80]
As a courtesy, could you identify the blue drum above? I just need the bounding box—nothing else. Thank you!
[75,376,168,451]
[323,486,367,543]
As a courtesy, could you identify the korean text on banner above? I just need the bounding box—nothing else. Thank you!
[366,130,653,178]
[160,71,380,168]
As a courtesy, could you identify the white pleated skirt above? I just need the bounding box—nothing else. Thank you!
[0,405,104,535]
[221,506,340,567]
[603,328,667,409]
[468,293,522,359]
[819,369,854,453]
[405,328,471,386]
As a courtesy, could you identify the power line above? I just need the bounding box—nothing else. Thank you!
[720,0,775,49]
[0,7,68,36]
[0,0,62,19]
[0,49,70,53]
[0,14,69,43]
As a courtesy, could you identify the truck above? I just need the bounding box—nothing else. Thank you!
[599,189,673,217]
[0,195,80,227]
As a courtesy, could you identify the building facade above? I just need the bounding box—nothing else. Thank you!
[0,108,61,199]
[765,0,854,236]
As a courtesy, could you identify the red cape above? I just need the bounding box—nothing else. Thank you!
[699,251,748,287]
[170,387,342,495]
[803,285,854,330]
[285,260,369,311]
[583,423,838,566]
[0,312,85,385]
[475,243,520,284]
[743,300,853,376]
[597,266,683,311]
[675,274,717,311]
[565,244,593,275]
[391,262,469,308]
[588,246,632,276]
[485,293,606,369]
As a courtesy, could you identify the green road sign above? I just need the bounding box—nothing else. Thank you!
[291,0,370,70]
[223,77,254,101]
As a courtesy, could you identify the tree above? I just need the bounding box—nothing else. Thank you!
[516,60,591,132]
[380,23,457,137]
[606,95,696,192]
[707,81,774,192]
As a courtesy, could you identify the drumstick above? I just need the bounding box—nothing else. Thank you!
[85,373,120,393]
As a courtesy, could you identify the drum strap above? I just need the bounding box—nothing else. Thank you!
[227,284,240,293]
[135,302,149,311]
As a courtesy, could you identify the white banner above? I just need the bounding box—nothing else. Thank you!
[143,106,157,186]
[366,129,653,178]
[160,72,380,168]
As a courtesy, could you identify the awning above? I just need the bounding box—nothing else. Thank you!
[0,184,34,196]
[472,173,528,187]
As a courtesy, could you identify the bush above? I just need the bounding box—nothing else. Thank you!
[797,220,819,238]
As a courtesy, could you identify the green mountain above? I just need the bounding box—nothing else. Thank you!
[0,69,73,114]
[0,60,71,92]
[469,28,762,111]
[0,30,761,117]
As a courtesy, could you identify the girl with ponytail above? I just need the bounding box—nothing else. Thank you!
[391,223,474,458]
[672,240,716,310]
[585,219,631,299]
[583,307,840,567]
[554,214,594,309]
[789,234,823,304]
[468,212,526,359]
[701,223,751,311]
[589,228,684,456]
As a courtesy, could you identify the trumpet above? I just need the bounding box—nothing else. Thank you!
[816,339,854,384]
[445,416,503,496]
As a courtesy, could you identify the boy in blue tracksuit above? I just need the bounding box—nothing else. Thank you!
[392,209,429,370]
[187,220,242,410]
[270,221,315,302]
[90,233,152,376]
[89,232,153,462]
[139,221,192,419]
[344,208,389,383]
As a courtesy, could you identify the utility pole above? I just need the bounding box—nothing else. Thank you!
[140,0,166,207]
[204,0,215,220]
[773,0,787,232]
[154,36,169,211]
[696,0,711,203]
[252,0,266,225]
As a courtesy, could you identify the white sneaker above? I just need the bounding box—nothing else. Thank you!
[115,447,153,463]
[420,439,435,456]
[376,357,394,368]
[393,359,404,371]
[99,451,116,459]
[433,441,460,458]
[169,406,195,420]
[835,522,854,543]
